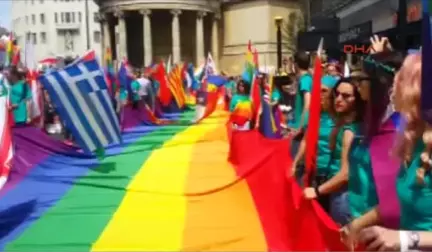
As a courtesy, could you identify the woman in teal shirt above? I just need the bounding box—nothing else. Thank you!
[8,67,32,126]
[342,54,432,251]
[292,75,337,210]
[303,78,366,226]
[229,79,250,112]
[229,79,252,130]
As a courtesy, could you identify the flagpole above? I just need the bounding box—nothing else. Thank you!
[85,0,91,50]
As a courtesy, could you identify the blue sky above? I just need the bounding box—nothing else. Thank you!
[0,0,11,29]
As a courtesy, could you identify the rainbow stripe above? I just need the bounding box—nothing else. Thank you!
[0,110,276,251]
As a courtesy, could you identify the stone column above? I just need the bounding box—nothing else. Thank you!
[140,9,152,66]
[101,13,111,65]
[171,9,182,63]
[114,10,127,60]
[211,13,220,66]
[196,11,206,66]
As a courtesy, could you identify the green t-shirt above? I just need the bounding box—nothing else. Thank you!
[291,73,312,129]
[348,139,379,218]
[130,80,141,101]
[397,140,432,230]
[10,80,32,123]
[327,122,361,178]
[303,112,334,174]
[229,94,249,112]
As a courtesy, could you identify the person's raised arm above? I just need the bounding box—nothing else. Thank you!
[299,92,311,127]
[317,129,353,195]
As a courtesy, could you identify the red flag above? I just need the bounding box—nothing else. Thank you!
[26,70,44,128]
[253,48,259,68]
[228,129,362,251]
[247,40,252,52]
[11,46,20,66]
[0,94,13,189]
[250,75,261,123]
[153,62,172,107]
[304,42,323,186]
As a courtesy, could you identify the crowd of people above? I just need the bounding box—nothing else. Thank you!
[225,35,431,251]
[1,33,431,251]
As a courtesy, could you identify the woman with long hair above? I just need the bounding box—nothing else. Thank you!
[290,75,337,209]
[303,77,366,226]
[229,79,252,130]
[342,54,432,251]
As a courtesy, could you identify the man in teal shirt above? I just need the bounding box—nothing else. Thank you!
[8,67,32,125]
[291,51,312,130]
[290,51,312,158]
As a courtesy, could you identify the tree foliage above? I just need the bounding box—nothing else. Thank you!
[282,10,305,55]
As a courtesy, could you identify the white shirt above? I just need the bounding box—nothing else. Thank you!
[137,77,151,96]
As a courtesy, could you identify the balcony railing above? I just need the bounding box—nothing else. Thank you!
[55,22,80,30]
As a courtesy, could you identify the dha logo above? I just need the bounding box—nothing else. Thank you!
[343,45,373,54]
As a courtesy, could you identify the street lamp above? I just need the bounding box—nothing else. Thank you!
[274,16,283,74]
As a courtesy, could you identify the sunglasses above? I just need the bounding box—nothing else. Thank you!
[333,90,354,100]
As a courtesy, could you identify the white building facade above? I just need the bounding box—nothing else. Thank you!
[11,0,102,63]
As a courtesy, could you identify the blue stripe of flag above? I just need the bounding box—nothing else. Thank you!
[39,58,121,154]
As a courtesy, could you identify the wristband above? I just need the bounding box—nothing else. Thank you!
[399,231,409,252]
[314,186,321,198]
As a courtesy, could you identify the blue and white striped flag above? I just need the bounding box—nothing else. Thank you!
[39,58,121,154]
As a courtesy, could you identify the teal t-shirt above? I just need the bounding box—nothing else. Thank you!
[271,89,282,103]
[229,94,249,112]
[291,73,312,129]
[303,112,335,174]
[225,80,236,94]
[397,140,432,230]
[327,122,361,178]
[348,139,379,218]
[10,80,32,123]
[130,80,141,101]
[119,87,128,102]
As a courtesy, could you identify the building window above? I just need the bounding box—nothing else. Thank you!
[61,12,65,23]
[40,0,44,3]
[93,12,98,22]
[31,14,36,24]
[31,0,34,4]
[72,12,75,22]
[32,33,37,44]
[78,12,82,22]
[65,12,71,23]
[40,32,46,43]
[55,13,58,23]
[26,32,31,42]
[25,16,29,24]
[40,13,45,24]
[93,31,101,43]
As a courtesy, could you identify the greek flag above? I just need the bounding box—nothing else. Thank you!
[39,58,121,154]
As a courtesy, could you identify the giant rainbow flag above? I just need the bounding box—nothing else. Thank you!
[0,106,358,251]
